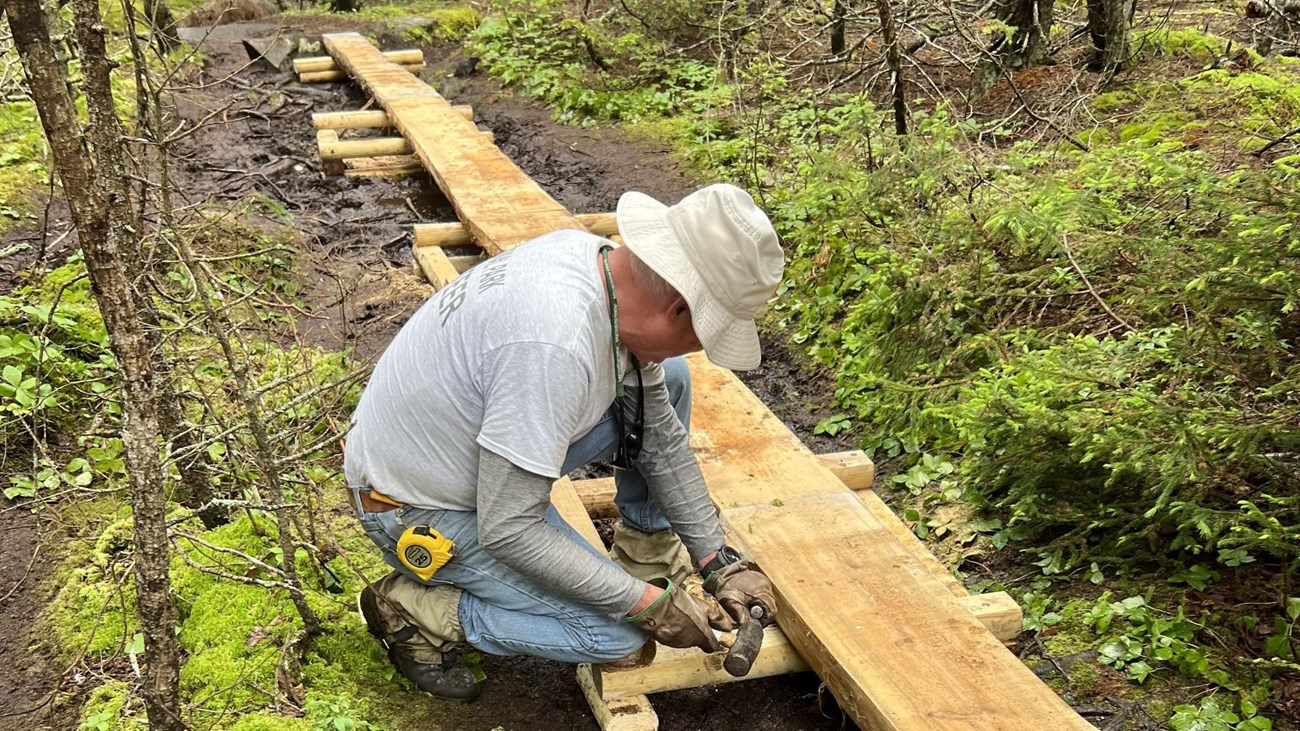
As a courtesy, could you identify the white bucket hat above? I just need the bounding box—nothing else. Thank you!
[616,184,784,371]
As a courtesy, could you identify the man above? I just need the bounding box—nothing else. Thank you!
[343,184,784,701]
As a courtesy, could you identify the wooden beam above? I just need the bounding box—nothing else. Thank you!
[320,136,412,161]
[577,663,658,731]
[300,63,425,83]
[319,132,500,162]
[414,212,619,248]
[312,105,473,130]
[594,591,1021,700]
[411,244,460,289]
[293,49,424,73]
[342,159,426,178]
[571,450,875,520]
[315,129,344,176]
[447,254,483,273]
[815,449,875,490]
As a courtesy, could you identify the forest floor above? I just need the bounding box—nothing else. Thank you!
[0,14,859,731]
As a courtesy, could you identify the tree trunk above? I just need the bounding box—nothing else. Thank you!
[1087,0,1130,78]
[75,0,225,530]
[4,2,186,728]
[142,0,179,55]
[830,0,847,56]
[973,0,1055,97]
[876,0,907,135]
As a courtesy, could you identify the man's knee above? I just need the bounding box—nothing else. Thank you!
[585,622,650,662]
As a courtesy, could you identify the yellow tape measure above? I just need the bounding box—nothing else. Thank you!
[396,525,454,581]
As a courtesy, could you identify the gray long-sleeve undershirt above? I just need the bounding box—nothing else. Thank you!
[476,377,725,618]
[614,379,725,563]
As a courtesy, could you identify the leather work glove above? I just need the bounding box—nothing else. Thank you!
[627,578,734,652]
[704,562,778,625]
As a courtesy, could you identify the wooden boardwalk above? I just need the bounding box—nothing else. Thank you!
[320,32,1093,731]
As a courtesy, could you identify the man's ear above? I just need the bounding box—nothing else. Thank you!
[668,295,690,320]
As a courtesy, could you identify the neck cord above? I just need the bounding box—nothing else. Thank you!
[600,246,628,397]
[600,246,645,468]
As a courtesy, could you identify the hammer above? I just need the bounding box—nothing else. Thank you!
[722,603,769,677]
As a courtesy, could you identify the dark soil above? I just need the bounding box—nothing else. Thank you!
[0,505,77,731]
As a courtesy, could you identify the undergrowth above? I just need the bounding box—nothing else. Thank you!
[464,6,1300,725]
[465,0,730,125]
[7,213,472,730]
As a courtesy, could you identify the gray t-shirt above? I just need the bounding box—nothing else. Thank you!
[344,229,663,510]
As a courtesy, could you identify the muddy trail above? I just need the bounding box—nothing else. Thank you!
[0,15,851,731]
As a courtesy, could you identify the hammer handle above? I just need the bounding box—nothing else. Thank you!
[723,615,765,677]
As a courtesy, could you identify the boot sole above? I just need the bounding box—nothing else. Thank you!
[356,587,386,642]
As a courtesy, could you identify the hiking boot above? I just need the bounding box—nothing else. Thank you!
[357,575,481,702]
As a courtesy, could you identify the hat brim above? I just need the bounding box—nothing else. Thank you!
[616,191,763,370]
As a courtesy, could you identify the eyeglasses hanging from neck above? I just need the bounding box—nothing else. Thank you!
[599,245,644,469]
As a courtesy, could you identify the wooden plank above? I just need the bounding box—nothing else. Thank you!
[570,450,875,520]
[293,49,424,73]
[323,32,582,254]
[597,592,1020,700]
[688,354,1090,730]
[550,477,605,550]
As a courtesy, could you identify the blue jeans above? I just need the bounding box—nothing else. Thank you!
[353,357,692,662]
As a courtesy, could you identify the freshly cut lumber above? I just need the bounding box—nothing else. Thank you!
[315,129,344,176]
[312,105,473,130]
[686,354,1091,730]
[816,449,875,489]
[293,49,423,73]
[571,449,874,519]
[595,589,1024,701]
[413,212,619,248]
[323,130,493,166]
[319,137,413,161]
[447,254,483,273]
[411,244,460,289]
[577,663,658,731]
[301,63,425,83]
[323,32,581,253]
[313,109,392,130]
[342,158,426,178]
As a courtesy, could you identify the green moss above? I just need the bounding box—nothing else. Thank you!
[1067,660,1103,695]
[1132,27,1227,63]
[46,503,137,661]
[429,6,482,40]
[1042,600,1100,657]
[1091,90,1132,113]
[223,715,312,731]
[79,680,143,731]
[0,99,49,232]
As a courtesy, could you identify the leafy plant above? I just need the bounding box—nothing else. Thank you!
[1170,696,1272,731]
[1264,598,1300,660]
